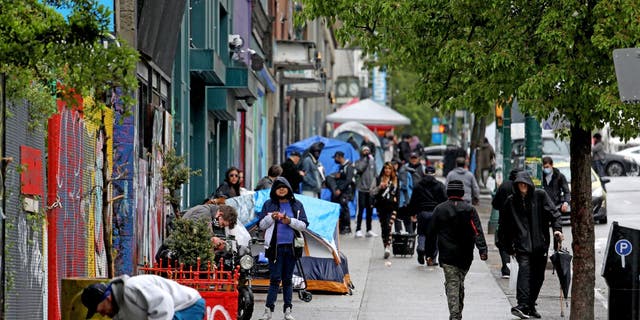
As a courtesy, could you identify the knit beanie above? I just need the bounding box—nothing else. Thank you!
[447,180,465,198]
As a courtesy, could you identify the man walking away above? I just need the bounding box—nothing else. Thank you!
[281,151,303,193]
[256,165,283,191]
[498,171,563,319]
[446,157,480,206]
[408,166,447,265]
[353,146,378,238]
[491,168,522,278]
[592,133,606,177]
[476,138,496,188]
[326,151,356,234]
[541,157,570,215]
[426,180,488,320]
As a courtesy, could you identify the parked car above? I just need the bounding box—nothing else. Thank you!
[609,147,640,176]
[555,162,609,224]
[422,145,447,167]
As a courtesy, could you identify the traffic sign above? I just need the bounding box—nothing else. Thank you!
[615,239,632,268]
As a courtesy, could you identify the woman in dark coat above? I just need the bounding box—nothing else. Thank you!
[370,161,399,259]
[212,167,241,199]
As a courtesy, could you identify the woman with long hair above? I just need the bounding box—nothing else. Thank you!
[212,167,241,199]
[371,161,399,259]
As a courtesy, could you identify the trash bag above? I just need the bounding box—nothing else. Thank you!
[509,255,519,291]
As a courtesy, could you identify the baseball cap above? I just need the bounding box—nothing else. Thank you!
[289,151,301,157]
[410,152,419,158]
[82,283,108,319]
[425,166,436,174]
[333,151,345,158]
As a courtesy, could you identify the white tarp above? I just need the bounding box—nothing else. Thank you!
[326,99,411,126]
[332,121,382,147]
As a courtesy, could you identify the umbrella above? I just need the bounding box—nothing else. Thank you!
[550,243,572,317]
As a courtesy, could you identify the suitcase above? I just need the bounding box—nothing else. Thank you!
[391,232,417,257]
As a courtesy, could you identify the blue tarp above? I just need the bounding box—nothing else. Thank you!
[252,190,341,247]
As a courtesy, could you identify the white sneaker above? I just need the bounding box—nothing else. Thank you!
[258,307,272,320]
[355,230,364,238]
[384,245,391,259]
[284,307,295,320]
[366,230,378,238]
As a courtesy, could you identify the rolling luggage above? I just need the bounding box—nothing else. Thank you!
[391,220,417,257]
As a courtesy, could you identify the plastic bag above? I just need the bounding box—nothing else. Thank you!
[509,255,519,290]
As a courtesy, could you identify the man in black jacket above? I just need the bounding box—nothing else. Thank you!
[491,168,522,278]
[498,171,563,319]
[326,151,355,234]
[408,166,447,265]
[426,180,488,320]
[541,156,570,214]
[281,151,303,193]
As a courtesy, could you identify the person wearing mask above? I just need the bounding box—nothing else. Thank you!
[542,157,570,215]
[81,274,205,319]
[371,162,399,259]
[592,132,606,177]
[491,168,522,278]
[426,180,488,320]
[498,171,563,319]
[445,157,480,206]
[212,167,241,199]
[353,146,378,238]
[281,151,304,193]
[256,165,284,191]
[408,166,447,265]
[300,142,325,198]
[258,177,309,320]
[326,151,355,235]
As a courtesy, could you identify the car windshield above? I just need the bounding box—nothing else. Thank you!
[555,165,597,184]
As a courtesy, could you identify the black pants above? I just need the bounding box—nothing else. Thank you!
[515,253,548,309]
[333,192,351,232]
[393,206,414,234]
[356,191,374,232]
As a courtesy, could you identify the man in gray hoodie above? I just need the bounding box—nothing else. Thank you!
[353,146,378,238]
[81,274,204,319]
[445,157,480,205]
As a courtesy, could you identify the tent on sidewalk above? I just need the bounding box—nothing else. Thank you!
[332,121,384,172]
[226,190,353,294]
[326,99,411,131]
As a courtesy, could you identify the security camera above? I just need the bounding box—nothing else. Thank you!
[245,97,256,106]
[228,34,244,50]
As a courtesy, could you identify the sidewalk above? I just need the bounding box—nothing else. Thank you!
[251,195,513,320]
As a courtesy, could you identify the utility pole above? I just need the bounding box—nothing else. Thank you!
[488,99,511,234]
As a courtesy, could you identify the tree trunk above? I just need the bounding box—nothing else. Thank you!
[569,124,595,320]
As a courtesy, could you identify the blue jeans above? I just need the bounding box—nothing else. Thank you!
[174,298,205,319]
[266,245,296,311]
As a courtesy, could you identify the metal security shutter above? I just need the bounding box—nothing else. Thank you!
[4,101,46,319]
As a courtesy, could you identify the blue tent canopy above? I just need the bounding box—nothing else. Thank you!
[286,135,360,176]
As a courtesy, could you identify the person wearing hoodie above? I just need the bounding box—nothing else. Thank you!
[491,168,523,279]
[446,157,480,205]
[498,171,563,319]
[426,180,488,320]
[353,145,378,238]
[81,274,205,319]
[408,166,448,265]
[211,167,241,199]
[258,177,309,320]
[300,142,325,198]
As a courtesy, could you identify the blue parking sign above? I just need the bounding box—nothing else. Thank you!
[615,239,632,268]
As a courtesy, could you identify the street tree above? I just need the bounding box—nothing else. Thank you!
[301,0,640,318]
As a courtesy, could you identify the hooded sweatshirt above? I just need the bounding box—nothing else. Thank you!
[408,175,448,213]
[498,171,562,255]
[109,274,201,320]
[258,177,309,260]
[445,167,480,204]
[426,198,487,270]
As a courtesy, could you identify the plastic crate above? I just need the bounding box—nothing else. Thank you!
[201,290,238,320]
[391,232,417,256]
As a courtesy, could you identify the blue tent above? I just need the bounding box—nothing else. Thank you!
[286,136,359,214]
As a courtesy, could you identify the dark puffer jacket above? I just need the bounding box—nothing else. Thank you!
[498,171,562,255]
[408,175,447,213]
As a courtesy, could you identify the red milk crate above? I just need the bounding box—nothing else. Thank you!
[140,258,239,320]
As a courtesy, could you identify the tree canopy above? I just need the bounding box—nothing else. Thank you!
[301,1,640,318]
[0,0,138,127]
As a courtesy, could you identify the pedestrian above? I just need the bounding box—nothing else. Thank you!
[353,146,378,238]
[404,152,426,185]
[446,157,480,206]
[381,131,397,163]
[281,151,304,193]
[371,161,399,259]
[397,134,413,164]
[326,151,356,234]
[498,171,563,319]
[361,135,377,158]
[181,203,250,250]
[238,170,250,195]
[408,165,447,265]
[258,177,309,320]
[211,167,241,199]
[81,274,205,319]
[256,165,283,191]
[425,180,488,320]
[491,168,522,279]
[541,156,570,214]
[393,159,414,234]
[592,132,606,177]
[443,145,467,177]
[476,137,496,188]
[300,142,325,198]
